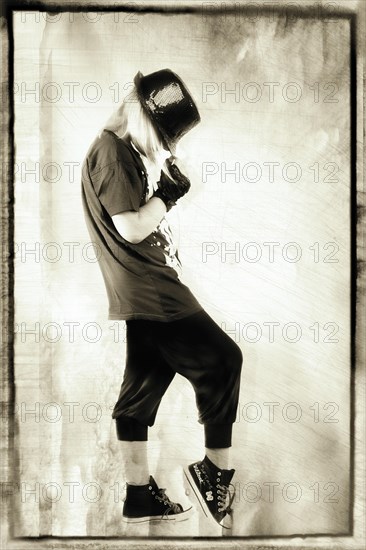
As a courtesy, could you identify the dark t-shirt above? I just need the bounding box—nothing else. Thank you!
[81,129,203,321]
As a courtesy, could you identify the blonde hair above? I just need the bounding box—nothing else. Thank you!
[99,86,170,169]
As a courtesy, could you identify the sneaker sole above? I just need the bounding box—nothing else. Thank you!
[122,506,193,524]
[183,466,229,529]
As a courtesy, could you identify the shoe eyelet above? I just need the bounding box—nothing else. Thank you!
[149,486,152,490]
[152,491,155,495]
[218,472,221,476]
[216,478,220,482]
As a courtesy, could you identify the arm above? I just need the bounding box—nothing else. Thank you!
[112,196,167,244]
[112,157,191,244]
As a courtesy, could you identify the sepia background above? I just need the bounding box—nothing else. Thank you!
[13,7,351,538]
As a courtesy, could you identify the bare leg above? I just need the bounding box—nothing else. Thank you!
[205,447,230,470]
[120,441,150,485]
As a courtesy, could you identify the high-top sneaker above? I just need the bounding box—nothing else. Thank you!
[122,475,192,523]
[184,455,235,528]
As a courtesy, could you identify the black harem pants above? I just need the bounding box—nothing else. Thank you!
[111,309,243,448]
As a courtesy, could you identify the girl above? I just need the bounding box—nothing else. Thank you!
[81,69,243,528]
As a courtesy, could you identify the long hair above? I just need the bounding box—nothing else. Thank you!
[99,86,171,172]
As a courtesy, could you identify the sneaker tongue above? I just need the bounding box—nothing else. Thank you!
[148,475,160,491]
[220,468,235,485]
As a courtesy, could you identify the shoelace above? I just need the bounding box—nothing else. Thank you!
[156,488,182,515]
[217,482,236,514]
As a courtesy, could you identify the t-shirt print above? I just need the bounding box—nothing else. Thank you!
[150,218,183,278]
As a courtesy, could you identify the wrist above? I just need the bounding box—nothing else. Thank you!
[152,189,176,212]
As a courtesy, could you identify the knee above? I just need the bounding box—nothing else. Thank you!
[233,342,243,372]
[225,340,243,378]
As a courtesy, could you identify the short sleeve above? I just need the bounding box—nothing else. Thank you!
[94,161,143,217]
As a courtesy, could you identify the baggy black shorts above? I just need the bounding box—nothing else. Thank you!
[111,309,243,448]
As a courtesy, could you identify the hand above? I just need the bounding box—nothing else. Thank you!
[165,157,191,188]
[153,157,191,211]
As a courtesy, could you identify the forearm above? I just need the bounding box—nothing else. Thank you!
[134,196,167,242]
[112,195,167,244]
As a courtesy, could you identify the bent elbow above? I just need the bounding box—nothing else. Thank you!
[116,228,143,244]
[126,234,143,245]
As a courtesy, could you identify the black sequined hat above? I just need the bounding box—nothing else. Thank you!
[134,69,201,154]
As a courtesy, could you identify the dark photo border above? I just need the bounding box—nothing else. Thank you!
[1,1,365,549]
